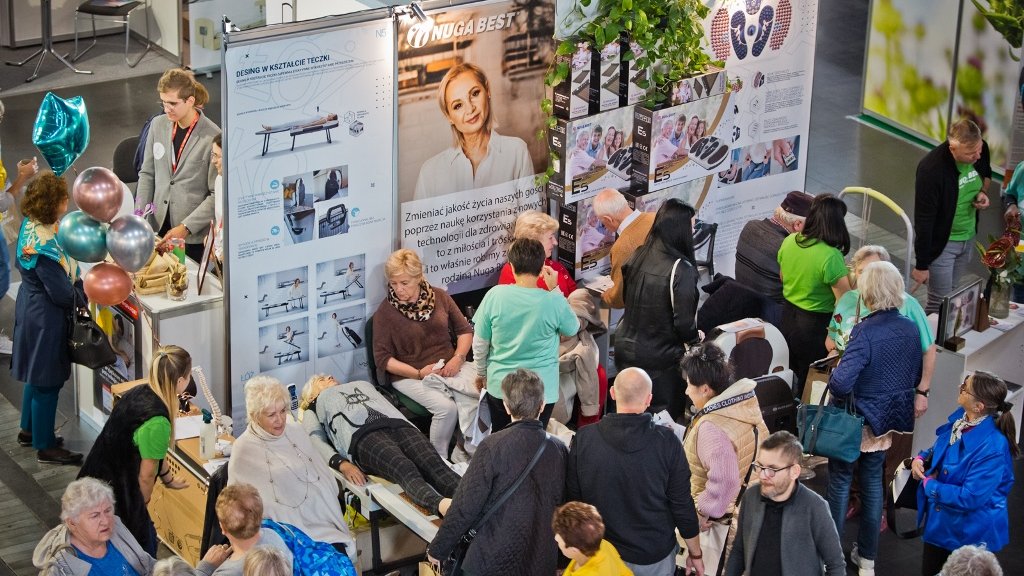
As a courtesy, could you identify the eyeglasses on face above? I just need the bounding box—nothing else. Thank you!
[959,378,978,398]
[752,462,794,478]
[159,99,185,109]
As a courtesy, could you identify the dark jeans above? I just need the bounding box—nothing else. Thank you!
[921,542,953,576]
[20,384,60,450]
[354,426,461,514]
[485,392,553,433]
[780,302,832,398]
[827,449,887,561]
[647,364,687,421]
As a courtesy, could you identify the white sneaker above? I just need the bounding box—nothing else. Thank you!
[851,545,875,576]
[0,332,13,355]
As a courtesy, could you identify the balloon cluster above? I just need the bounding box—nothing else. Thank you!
[56,167,155,306]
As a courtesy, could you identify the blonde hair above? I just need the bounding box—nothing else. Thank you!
[216,484,263,539]
[244,375,289,427]
[153,557,195,576]
[299,374,335,410]
[150,345,191,442]
[513,210,558,242]
[243,546,292,576]
[158,68,210,108]
[850,245,890,287]
[437,63,494,150]
[858,260,905,311]
[384,249,424,281]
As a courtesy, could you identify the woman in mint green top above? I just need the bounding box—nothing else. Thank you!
[473,238,579,432]
[776,194,851,395]
[78,345,194,554]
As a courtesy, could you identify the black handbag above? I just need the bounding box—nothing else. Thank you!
[442,432,548,576]
[68,292,116,369]
[886,457,924,539]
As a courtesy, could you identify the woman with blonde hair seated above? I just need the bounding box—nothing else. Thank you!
[373,248,478,458]
[228,376,356,562]
[302,374,459,516]
[196,484,291,576]
[498,210,577,296]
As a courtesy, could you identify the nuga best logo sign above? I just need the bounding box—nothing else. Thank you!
[405,10,520,49]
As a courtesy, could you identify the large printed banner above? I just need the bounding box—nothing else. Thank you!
[224,19,395,423]
[397,0,553,293]
[693,0,818,276]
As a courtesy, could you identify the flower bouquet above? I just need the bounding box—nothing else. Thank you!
[976,213,1024,318]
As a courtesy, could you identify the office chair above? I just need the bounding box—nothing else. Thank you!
[69,0,151,68]
[693,220,718,280]
[112,135,140,185]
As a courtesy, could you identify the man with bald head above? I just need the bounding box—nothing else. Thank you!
[567,367,704,576]
[592,188,654,308]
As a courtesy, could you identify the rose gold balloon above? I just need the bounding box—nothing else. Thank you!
[83,262,133,306]
[73,167,124,223]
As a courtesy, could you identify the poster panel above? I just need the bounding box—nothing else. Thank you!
[397,0,553,293]
[702,0,818,276]
[861,0,960,143]
[224,18,394,423]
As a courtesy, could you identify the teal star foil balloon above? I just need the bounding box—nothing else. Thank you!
[32,92,90,177]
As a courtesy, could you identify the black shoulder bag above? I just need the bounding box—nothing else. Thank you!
[442,432,548,576]
[68,290,116,369]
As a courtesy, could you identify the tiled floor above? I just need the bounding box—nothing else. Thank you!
[1,1,1022,575]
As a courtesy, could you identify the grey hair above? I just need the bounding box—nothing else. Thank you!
[772,206,805,228]
[592,189,629,218]
[576,129,590,147]
[948,118,981,144]
[153,557,196,576]
[851,245,891,267]
[513,210,558,242]
[244,375,289,426]
[858,260,904,311]
[501,368,545,419]
[61,477,115,523]
[243,546,292,576]
[940,544,1003,576]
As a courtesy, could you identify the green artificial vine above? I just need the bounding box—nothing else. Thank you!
[537,0,716,184]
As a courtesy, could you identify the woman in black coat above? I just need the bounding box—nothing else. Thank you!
[615,198,700,420]
[13,171,84,464]
[426,369,567,576]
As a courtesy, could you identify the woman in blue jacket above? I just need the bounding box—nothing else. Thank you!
[824,261,921,576]
[911,370,1017,576]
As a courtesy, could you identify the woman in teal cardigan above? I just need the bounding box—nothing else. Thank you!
[911,370,1017,575]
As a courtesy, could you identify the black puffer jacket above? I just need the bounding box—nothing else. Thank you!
[615,241,699,371]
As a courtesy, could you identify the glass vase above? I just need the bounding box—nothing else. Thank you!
[990,281,1011,319]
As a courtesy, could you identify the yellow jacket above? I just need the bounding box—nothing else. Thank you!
[565,540,634,576]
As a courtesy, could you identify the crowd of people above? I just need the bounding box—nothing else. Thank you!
[1,65,1017,576]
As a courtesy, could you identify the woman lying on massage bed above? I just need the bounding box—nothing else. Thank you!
[301,374,461,516]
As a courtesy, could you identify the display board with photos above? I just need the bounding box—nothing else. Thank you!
[222,15,395,424]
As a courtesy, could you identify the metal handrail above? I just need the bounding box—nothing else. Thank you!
[838,186,915,284]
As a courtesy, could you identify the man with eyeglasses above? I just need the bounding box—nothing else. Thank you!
[725,431,844,576]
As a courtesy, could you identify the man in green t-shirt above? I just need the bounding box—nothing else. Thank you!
[912,119,991,314]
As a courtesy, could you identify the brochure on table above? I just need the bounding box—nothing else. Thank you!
[223,16,395,424]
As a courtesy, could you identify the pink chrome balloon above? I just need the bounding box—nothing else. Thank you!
[83,262,133,306]
[73,167,124,223]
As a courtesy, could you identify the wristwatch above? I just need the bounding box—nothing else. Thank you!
[915,388,930,398]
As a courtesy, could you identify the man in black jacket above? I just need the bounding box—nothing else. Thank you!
[912,119,991,313]
[567,367,704,576]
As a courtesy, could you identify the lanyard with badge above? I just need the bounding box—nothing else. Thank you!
[170,112,200,174]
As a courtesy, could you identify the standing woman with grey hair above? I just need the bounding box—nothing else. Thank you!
[824,261,921,576]
[33,477,156,576]
[228,375,356,561]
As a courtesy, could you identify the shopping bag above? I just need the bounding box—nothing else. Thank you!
[798,392,863,463]
[802,354,840,405]
[886,457,923,538]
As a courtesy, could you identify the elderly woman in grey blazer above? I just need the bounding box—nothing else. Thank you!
[137,67,221,262]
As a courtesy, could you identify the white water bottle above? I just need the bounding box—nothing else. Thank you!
[199,409,217,460]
